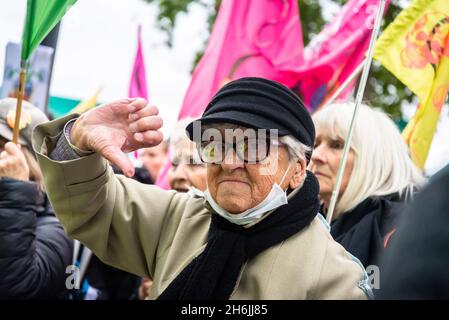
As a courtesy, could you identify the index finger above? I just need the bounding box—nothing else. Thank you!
[128,97,148,113]
[97,98,147,118]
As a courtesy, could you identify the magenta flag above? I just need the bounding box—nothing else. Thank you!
[156,0,304,189]
[177,0,304,119]
[156,0,390,189]
[154,149,172,190]
[129,25,148,100]
[294,0,390,111]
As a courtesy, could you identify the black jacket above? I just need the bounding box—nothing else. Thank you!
[330,194,404,269]
[377,165,449,299]
[68,250,141,300]
[0,178,73,299]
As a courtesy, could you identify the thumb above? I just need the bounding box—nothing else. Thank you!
[102,145,135,177]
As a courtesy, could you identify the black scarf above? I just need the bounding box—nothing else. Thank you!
[330,194,404,268]
[157,172,320,300]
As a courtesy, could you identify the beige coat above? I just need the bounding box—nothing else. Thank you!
[32,115,370,300]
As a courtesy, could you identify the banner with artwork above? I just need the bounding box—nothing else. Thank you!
[0,42,54,113]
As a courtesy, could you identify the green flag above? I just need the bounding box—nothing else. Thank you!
[21,0,77,61]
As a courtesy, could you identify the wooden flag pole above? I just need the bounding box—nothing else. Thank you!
[12,61,27,144]
[326,0,388,224]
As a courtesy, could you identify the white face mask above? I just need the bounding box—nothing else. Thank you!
[188,164,292,226]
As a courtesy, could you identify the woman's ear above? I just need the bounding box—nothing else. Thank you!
[289,158,307,189]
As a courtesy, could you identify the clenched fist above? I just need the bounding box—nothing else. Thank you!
[0,142,30,181]
[70,98,163,177]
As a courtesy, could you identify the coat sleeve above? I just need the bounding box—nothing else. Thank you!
[312,235,372,300]
[32,115,205,279]
[0,178,73,299]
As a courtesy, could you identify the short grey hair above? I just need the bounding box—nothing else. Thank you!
[279,135,311,163]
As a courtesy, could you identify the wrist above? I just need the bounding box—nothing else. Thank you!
[70,115,91,151]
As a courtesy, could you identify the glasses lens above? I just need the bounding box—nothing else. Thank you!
[237,138,269,163]
[200,141,223,163]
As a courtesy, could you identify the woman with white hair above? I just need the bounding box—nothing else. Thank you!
[309,103,425,270]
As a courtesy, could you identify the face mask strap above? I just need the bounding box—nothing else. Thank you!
[277,163,293,189]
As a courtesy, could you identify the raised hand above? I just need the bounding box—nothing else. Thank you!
[70,98,163,177]
[0,142,30,181]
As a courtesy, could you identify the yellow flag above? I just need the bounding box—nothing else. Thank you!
[373,0,449,169]
[69,88,102,115]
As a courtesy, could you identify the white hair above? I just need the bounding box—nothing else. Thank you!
[279,135,311,163]
[312,103,426,218]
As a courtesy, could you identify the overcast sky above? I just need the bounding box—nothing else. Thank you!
[0,0,447,175]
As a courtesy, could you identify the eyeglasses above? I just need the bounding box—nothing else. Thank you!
[198,137,284,164]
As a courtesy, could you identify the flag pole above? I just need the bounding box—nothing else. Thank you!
[321,59,366,110]
[12,60,27,144]
[326,0,387,224]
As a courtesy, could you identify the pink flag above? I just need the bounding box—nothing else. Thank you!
[154,148,172,190]
[177,0,304,119]
[129,25,148,160]
[129,25,148,100]
[156,0,304,189]
[293,0,390,111]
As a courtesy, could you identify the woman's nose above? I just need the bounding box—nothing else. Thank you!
[172,163,189,181]
[311,145,327,165]
[221,147,244,171]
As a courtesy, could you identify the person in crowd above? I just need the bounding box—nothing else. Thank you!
[68,243,142,300]
[139,141,167,182]
[309,103,425,272]
[167,118,207,193]
[377,164,449,299]
[0,98,73,299]
[33,77,371,299]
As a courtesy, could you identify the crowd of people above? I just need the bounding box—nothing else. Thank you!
[0,77,448,299]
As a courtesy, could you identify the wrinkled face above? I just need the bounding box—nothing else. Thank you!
[309,130,355,205]
[168,139,207,192]
[205,125,302,214]
[140,143,167,181]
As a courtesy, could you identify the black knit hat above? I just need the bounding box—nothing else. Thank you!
[186,77,315,158]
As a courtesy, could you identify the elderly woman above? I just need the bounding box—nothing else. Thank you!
[309,103,425,270]
[167,118,207,193]
[33,77,369,299]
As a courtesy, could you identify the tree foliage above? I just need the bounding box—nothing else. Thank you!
[142,0,418,121]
